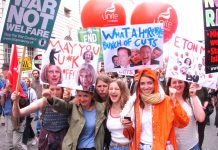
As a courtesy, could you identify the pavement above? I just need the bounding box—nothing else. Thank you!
[0,118,38,150]
[202,111,218,150]
[0,112,217,150]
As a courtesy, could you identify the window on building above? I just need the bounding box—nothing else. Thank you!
[64,7,71,18]
[3,44,12,63]
[27,47,34,59]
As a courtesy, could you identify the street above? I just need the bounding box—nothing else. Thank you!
[0,112,217,150]
[0,118,38,150]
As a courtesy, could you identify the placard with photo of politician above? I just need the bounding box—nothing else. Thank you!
[115,47,134,68]
[139,45,160,65]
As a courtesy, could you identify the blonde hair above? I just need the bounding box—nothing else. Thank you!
[41,64,63,84]
[76,63,96,85]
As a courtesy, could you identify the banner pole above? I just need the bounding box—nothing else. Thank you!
[12,46,26,129]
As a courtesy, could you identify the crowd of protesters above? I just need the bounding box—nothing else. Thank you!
[0,62,218,150]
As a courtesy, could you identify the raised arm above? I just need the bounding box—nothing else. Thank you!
[42,89,73,114]
[189,84,205,122]
[11,91,45,117]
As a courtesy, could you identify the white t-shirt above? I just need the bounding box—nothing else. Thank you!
[140,107,153,145]
[175,101,198,150]
[106,110,130,144]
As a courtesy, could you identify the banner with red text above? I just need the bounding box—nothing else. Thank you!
[202,0,218,73]
[40,39,100,91]
[166,35,217,89]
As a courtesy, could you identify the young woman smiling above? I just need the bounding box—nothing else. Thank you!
[166,78,205,150]
[106,79,131,150]
[122,68,189,150]
[44,89,105,150]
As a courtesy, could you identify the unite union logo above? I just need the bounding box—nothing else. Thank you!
[154,7,173,31]
[102,2,119,24]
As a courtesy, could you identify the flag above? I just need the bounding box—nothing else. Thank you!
[8,44,27,98]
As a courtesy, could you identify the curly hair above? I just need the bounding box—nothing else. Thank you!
[106,79,130,109]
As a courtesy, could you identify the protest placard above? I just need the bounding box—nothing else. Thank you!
[40,39,100,91]
[101,23,164,73]
[18,56,32,71]
[166,35,217,89]
[202,0,218,73]
[0,0,61,49]
[78,27,103,62]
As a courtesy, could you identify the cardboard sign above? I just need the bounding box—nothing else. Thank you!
[101,23,164,73]
[166,35,217,89]
[0,0,61,49]
[78,27,103,62]
[40,39,100,91]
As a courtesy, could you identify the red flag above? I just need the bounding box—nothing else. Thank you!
[8,44,26,98]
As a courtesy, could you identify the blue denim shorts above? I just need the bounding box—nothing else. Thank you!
[190,143,200,150]
[109,146,129,150]
[140,143,152,150]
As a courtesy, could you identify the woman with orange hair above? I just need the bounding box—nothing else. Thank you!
[121,68,189,150]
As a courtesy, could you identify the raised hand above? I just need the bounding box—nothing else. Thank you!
[189,83,197,97]
[169,87,177,99]
[11,91,20,102]
[42,89,52,100]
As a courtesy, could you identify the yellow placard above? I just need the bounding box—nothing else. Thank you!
[18,57,32,71]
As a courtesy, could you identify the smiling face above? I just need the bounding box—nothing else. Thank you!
[109,82,121,104]
[170,78,185,95]
[140,46,152,65]
[139,76,154,95]
[47,65,61,85]
[131,50,141,64]
[117,48,130,67]
[77,90,93,109]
